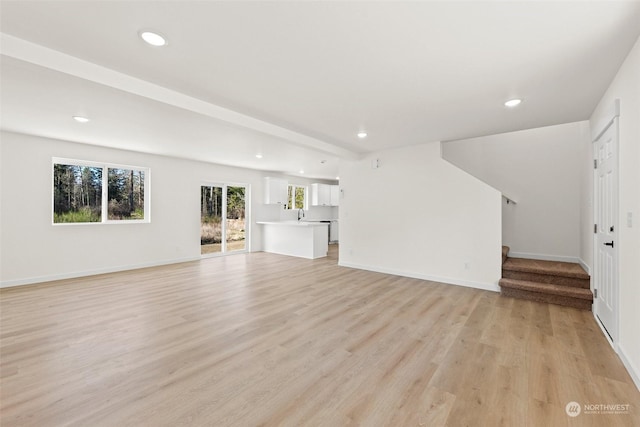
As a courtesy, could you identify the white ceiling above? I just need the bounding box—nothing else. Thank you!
[1,1,640,179]
[0,55,343,179]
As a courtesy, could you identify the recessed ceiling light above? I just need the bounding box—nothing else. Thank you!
[72,116,90,123]
[299,170,305,174]
[255,154,263,159]
[357,131,368,139]
[140,31,167,47]
[504,99,522,107]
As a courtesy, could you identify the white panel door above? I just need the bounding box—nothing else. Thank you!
[593,119,618,342]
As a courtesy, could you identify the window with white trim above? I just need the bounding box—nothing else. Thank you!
[52,158,150,224]
[287,184,307,210]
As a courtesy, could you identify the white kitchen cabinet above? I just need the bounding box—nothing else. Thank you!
[330,185,339,207]
[264,177,288,205]
[330,220,339,243]
[311,183,331,206]
[257,221,328,259]
[311,183,340,206]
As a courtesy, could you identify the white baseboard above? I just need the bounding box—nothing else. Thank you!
[618,344,640,393]
[577,258,591,276]
[0,256,201,288]
[338,261,500,293]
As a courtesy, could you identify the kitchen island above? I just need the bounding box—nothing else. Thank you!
[257,221,329,259]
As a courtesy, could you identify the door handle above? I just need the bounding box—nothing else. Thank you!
[604,241,614,248]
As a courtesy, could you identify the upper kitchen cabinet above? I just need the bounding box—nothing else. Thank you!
[264,177,288,205]
[330,185,339,206]
[311,183,330,206]
[311,183,339,207]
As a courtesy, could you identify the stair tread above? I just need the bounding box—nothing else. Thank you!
[502,257,589,279]
[499,278,593,300]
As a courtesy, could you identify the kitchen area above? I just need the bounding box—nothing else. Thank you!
[257,177,339,259]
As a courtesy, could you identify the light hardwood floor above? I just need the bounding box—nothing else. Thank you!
[1,247,639,426]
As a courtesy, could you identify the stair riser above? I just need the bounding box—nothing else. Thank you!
[501,287,592,311]
[502,270,590,289]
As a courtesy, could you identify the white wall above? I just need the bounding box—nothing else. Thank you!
[0,131,279,286]
[442,122,590,263]
[339,142,502,291]
[590,35,640,390]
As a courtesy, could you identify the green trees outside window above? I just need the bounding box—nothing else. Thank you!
[287,184,306,210]
[53,164,103,223]
[107,168,145,220]
[53,160,148,224]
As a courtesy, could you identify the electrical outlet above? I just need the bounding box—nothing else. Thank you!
[628,212,633,228]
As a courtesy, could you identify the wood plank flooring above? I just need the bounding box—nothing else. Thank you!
[1,247,639,426]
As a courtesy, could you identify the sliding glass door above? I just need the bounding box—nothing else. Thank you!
[225,186,246,252]
[201,184,247,255]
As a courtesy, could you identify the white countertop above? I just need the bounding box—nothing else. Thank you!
[256,221,329,227]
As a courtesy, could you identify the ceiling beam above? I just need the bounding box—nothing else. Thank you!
[0,33,360,161]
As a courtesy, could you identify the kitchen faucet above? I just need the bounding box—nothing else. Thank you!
[297,208,305,221]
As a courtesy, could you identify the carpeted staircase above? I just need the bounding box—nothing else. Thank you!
[499,246,593,310]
